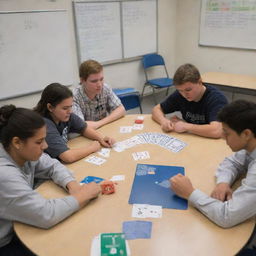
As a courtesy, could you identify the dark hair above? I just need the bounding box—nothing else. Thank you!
[0,105,45,149]
[79,59,103,80]
[34,83,73,116]
[218,100,256,136]
[173,63,201,86]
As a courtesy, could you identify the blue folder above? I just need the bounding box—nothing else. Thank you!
[128,164,188,210]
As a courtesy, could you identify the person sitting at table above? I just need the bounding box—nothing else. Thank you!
[170,100,256,228]
[0,105,101,256]
[34,83,114,163]
[152,63,228,139]
[72,59,126,130]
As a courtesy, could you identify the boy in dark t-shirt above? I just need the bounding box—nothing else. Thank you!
[152,64,228,138]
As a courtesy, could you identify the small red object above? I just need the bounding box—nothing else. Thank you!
[101,181,115,195]
[135,119,143,124]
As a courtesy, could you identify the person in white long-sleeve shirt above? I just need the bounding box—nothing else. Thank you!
[170,100,256,229]
[0,105,101,256]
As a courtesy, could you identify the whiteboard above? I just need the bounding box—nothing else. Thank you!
[73,2,122,62]
[122,0,157,58]
[199,0,256,50]
[0,10,74,100]
[73,0,157,64]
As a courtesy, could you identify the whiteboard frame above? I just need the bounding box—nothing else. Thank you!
[73,0,158,65]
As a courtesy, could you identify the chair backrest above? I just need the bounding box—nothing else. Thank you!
[118,94,142,113]
[142,53,165,69]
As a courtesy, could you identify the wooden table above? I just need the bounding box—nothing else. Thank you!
[202,72,256,100]
[14,115,255,256]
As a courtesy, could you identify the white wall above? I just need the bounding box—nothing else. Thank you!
[175,0,256,102]
[1,0,254,108]
[175,0,256,76]
[0,0,177,108]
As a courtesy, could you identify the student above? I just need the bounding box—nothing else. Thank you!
[34,83,115,163]
[72,59,126,129]
[152,63,228,139]
[0,105,101,256]
[170,100,256,228]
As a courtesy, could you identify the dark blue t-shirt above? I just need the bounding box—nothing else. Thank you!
[160,85,228,124]
[44,113,86,158]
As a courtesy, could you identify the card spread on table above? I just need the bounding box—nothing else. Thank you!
[132,204,162,218]
[113,132,186,153]
[122,221,152,240]
[85,156,106,165]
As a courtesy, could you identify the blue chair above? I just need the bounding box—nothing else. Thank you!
[141,53,173,104]
[113,88,142,113]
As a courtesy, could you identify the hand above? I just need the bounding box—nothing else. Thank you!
[88,141,101,153]
[170,174,195,199]
[170,115,182,123]
[86,121,101,130]
[160,119,174,132]
[99,136,115,148]
[211,183,233,202]
[173,121,188,133]
[72,182,101,208]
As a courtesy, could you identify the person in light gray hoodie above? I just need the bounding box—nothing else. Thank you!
[0,105,101,256]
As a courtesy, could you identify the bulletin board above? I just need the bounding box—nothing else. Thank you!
[199,0,256,50]
[0,10,74,100]
[73,0,157,64]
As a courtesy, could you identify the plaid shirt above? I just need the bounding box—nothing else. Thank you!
[72,83,122,121]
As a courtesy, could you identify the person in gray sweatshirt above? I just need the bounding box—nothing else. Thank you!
[0,105,101,256]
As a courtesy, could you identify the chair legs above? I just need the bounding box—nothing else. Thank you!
[141,84,147,102]
[152,87,158,105]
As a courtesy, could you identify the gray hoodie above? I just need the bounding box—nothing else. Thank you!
[0,144,79,247]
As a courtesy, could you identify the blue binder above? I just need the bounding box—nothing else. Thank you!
[128,164,188,210]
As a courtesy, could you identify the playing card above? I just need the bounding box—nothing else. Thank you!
[132,151,150,161]
[133,123,144,130]
[110,175,125,181]
[132,204,162,218]
[97,148,111,158]
[112,142,126,152]
[85,156,106,165]
[132,204,148,218]
[120,126,133,133]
